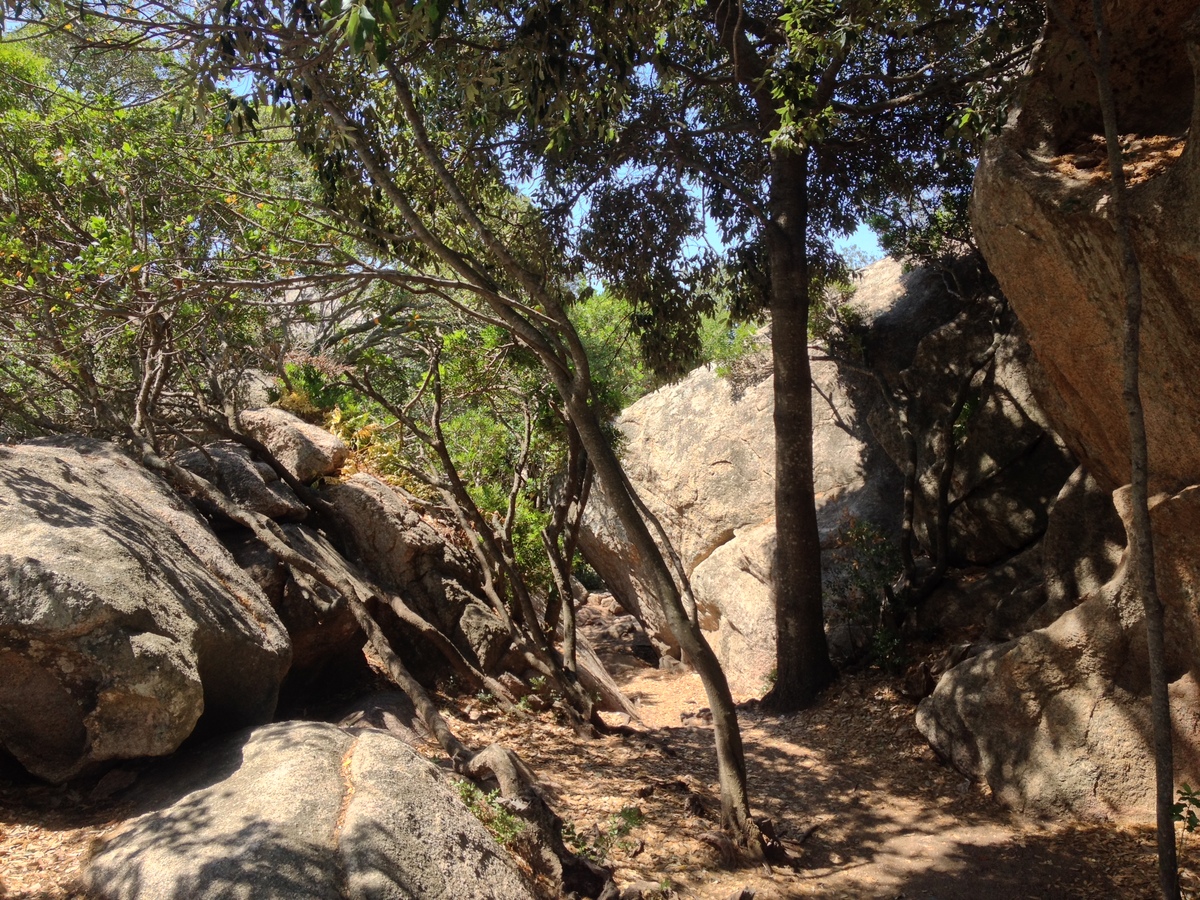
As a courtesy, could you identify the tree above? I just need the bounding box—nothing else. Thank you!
[338,317,601,693]
[0,29,300,439]
[513,0,1040,710]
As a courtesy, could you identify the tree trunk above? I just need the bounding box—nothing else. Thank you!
[563,390,761,850]
[761,148,835,712]
[1086,1,1179,895]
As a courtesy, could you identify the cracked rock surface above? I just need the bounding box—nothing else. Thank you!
[0,437,291,783]
[84,720,533,900]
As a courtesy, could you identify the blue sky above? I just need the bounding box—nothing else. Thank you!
[834,222,885,265]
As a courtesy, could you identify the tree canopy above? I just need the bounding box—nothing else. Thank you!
[505,0,1042,708]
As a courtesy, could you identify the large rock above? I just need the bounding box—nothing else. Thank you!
[912,464,1125,647]
[971,0,1200,492]
[901,312,1074,565]
[84,721,532,900]
[174,441,307,522]
[579,257,1069,694]
[688,521,778,696]
[857,257,1077,570]
[917,485,1200,820]
[0,438,291,782]
[934,0,1200,821]
[579,266,908,694]
[239,408,348,483]
[322,474,511,673]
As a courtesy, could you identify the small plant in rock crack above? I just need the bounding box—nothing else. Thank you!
[455,781,526,847]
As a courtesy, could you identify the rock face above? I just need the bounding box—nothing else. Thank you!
[909,466,1125,647]
[580,258,1070,695]
[971,0,1200,492]
[918,485,1200,821]
[893,306,1074,565]
[223,524,365,674]
[174,441,308,522]
[84,721,532,900]
[921,0,1200,821]
[0,438,291,782]
[1030,466,1126,629]
[322,474,511,673]
[239,408,348,483]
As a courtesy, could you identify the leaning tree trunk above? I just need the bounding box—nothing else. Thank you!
[562,389,762,851]
[762,148,835,712]
[304,68,762,850]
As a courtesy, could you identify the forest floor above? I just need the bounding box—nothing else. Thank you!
[0,623,1192,899]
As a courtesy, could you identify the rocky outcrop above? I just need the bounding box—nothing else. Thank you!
[331,691,430,748]
[971,0,1200,491]
[920,0,1200,821]
[322,474,511,673]
[580,258,1071,695]
[0,438,291,783]
[917,485,1200,821]
[1029,466,1126,630]
[84,721,532,900]
[174,441,307,522]
[908,466,1124,647]
[239,408,348,483]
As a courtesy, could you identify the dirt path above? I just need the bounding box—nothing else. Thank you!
[0,655,1184,899]
[457,658,1172,899]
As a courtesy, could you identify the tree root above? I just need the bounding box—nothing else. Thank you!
[142,442,614,897]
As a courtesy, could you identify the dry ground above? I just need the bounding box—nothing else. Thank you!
[0,653,1193,899]
[455,664,1175,900]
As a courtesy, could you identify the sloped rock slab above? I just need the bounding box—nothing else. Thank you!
[322,474,510,671]
[971,0,1200,491]
[0,437,290,783]
[85,721,533,900]
[174,441,307,521]
[239,408,348,483]
[917,483,1200,820]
